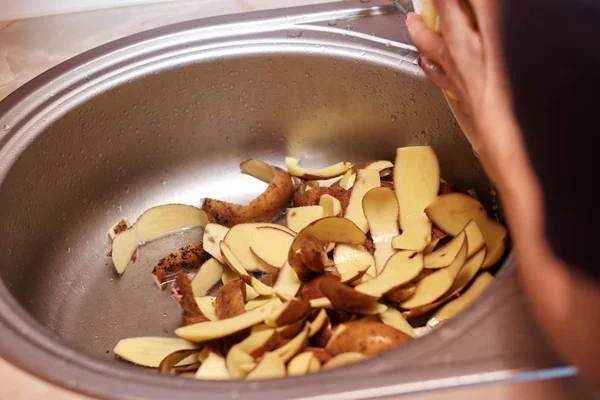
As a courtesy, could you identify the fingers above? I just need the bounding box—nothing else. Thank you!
[406,12,457,75]
[433,0,478,50]
[468,0,505,67]
[468,0,501,37]
[417,56,456,92]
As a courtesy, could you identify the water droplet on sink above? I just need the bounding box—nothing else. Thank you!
[391,115,397,122]
[2,124,10,131]
[360,0,371,3]
[287,29,303,38]
[162,313,167,318]
[327,19,337,26]
[229,71,240,76]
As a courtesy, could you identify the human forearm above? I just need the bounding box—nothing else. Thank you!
[487,121,600,388]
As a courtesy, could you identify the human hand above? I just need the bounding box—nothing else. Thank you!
[406,0,516,157]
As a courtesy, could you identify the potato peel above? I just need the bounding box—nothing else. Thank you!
[112,204,208,275]
[112,149,508,381]
[202,160,293,227]
[286,157,351,180]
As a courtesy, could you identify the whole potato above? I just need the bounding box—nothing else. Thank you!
[326,320,412,356]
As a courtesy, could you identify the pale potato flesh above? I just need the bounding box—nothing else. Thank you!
[286,206,324,233]
[174,300,277,342]
[292,217,367,252]
[113,337,198,368]
[250,226,294,268]
[273,323,309,362]
[195,297,218,321]
[246,352,287,380]
[425,193,507,268]
[202,223,230,263]
[191,258,223,297]
[362,187,400,273]
[272,261,302,298]
[309,309,329,337]
[319,194,342,217]
[195,352,230,380]
[323,352,367,370]
[344,169,381,233]
[287,352,315,376]
[355,251,424,298]
[392,146,440,251]
[224,223,292,273]
[379,308,416,338]
[400,241,468,309]
[226,346,255,379]
[424,231,466,269]
[431,272,494,323]
[286,157,352,180]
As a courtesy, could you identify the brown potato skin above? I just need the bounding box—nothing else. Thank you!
[152,242,210,287]
[202,164,293,227]
[302,273,341,301]
[288,249,312,282]
[384,284,417,306]
[438,181,468,195]
[362,237,376,255]
[300,236,328,273]
[311,319,333,349]
[293,186,351,211]
[289,237,331,281]
[248,332,280,359]
[275,298,311,327]
[304,347,333,363]
[326,320,412,356]
[277,317,307,340]
[260,272,278,287]
[215,279,246,320]
[173,272,209,326]
[318,279,377,312]
[432,226,447,240]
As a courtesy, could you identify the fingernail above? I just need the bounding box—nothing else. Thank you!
[417,56,422,67]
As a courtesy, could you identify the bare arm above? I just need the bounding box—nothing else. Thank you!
[406,0,600,387]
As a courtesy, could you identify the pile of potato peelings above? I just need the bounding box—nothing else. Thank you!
[107,146,507,379]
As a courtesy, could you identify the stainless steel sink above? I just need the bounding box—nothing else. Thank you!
[0,1,576,399]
